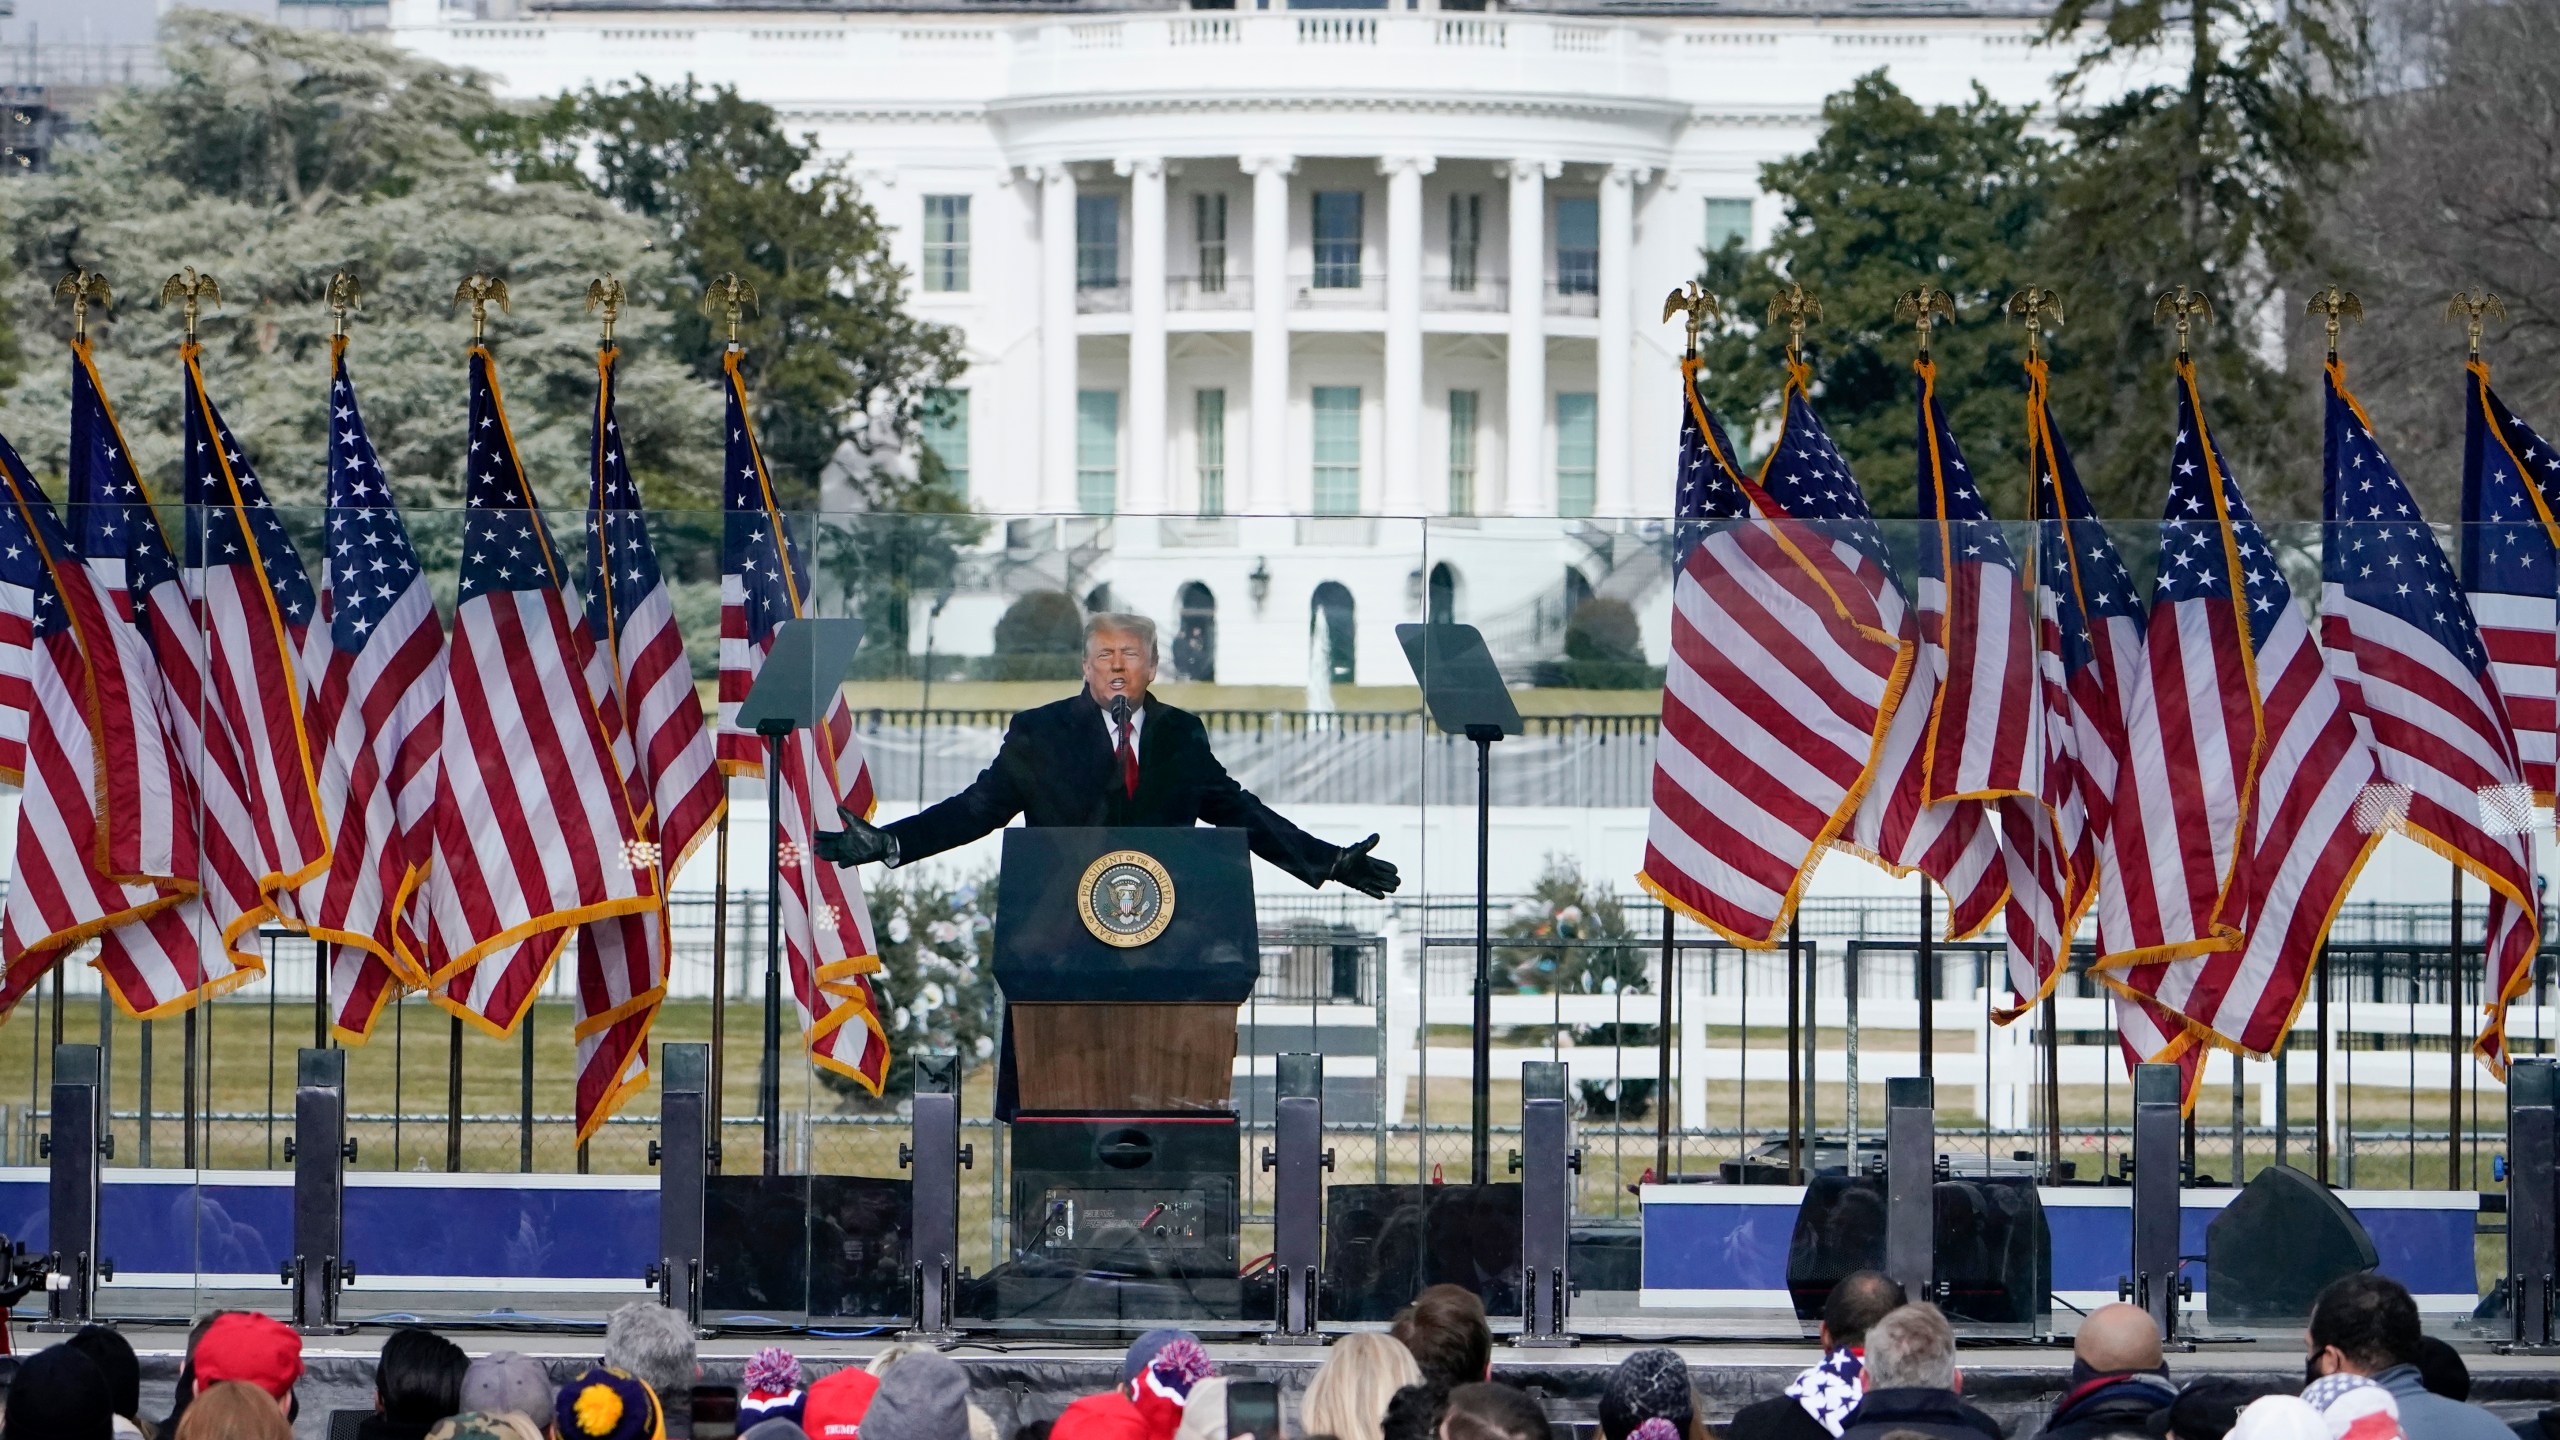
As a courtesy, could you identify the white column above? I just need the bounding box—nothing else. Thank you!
[1595,164,1640,517]
[1380,154,1433,517]
[1039,165,1079,514]
[1122,156,1169,514]
[1244,154,1295,514]
[1504,159,1557,517]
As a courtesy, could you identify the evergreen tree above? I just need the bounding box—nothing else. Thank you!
[1692,75,2062,523]
[2036,0,2366,520]
[487,78,975,672]
[0,11,714,555]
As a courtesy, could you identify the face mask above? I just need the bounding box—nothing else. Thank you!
[2306,1351,2329,1387]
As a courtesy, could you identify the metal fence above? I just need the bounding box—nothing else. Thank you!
[11,885,2546,1279]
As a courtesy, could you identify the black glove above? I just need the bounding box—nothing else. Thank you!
[1329,833,1400,898]
[813,804,896,867]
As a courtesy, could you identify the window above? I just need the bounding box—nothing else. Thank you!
[1077,194,1121,289]
[1446,389,1479,516]
[1447,193,1481,292]
[1174,582,1217,681]
[1195,193,1229,294]
[1556,392,1597,517]
[920,389,969,495]
[1077,389,1120,514]
[1704,197,1753,254]
[1312,191,1363,289]
[1311,386,1362,514]
[1195,388,1228,517]
[921,195,970,292]
[1554,197,1599,295]
[1312,581,1356,684]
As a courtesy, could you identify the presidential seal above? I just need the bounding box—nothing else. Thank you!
[1077,849,1175,948]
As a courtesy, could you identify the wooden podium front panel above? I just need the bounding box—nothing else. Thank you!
[1010,1003,1236,1111]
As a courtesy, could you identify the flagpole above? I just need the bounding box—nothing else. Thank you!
[1918,876,1935,1079]
[2450,861,2463,1191]
[1655,903,1674,1183]
[710,810,730,1158]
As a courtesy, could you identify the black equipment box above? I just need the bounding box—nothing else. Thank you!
[1319,1182,1524,1320]
[1786,1172,2051,1328]
[702,1174,911,1320]
[1008,1113,1240,1277]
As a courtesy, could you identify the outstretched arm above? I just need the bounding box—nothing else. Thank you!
[1196,752,1399,896]
[817,719,1033,868]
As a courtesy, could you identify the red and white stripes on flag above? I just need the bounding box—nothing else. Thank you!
[2319,361,2538,1073]
[290,339,445,1040]
[719,351,889,1089]
[426,346,659,1039]
[571,345,726,1142]
[1847,359,2020,955]
[1640,358,1911,947]
[2099,362,2380,1057]
[0,430,192,1017]
[70,343,268,1016]
[181,345,329,904]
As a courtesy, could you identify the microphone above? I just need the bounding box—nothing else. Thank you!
[1109,694,1131,729]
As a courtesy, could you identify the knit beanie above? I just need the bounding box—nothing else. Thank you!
[857,1352,971,1440]
[556,1367,666,1440]
[744,1347,806,1425]
[1124,1330,1199,1385]
[5,1344,115,1440]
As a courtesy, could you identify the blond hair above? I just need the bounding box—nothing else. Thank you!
[175,1382,292,1440]
[1304,1333,1424,1440]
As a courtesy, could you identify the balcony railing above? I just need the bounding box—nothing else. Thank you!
[1292,273,1385,309]
[1545,282,1599,318]
[1170,275,1252,310]
[1425,276,1508,312]
[1076,283,1130,314]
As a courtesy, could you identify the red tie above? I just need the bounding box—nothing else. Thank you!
[1116,718,1139,798]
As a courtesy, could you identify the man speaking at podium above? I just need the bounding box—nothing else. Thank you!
[815,611,1402,897]
[816,611,1400,1114]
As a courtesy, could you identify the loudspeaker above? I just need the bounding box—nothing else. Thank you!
[2205,1164,2378,1325]
[1007,1113,1240,1278]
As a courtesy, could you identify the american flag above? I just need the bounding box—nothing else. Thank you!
[2108,363,2380,1056]
[1640,358,1911,946]
[1907,360,2045,1007]
[64,342,190,885]
[289,339,446,1040]
[2023,357,2203,1097]
[1829,370,2005,942]
[427,346,658,1038]
[70,344,271,1016]
[2458,358,2560,804]
[180,346,329,899]
[571,346,725,1142]
[2320,361,2538,1073]
[0,428,192,1016]
[717,351,888,1090]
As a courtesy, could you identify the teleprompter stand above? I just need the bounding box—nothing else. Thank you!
[1397,623,1523,1185]
[734,617,866,1178]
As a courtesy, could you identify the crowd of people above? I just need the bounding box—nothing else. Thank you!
[0,1271,2540,1440]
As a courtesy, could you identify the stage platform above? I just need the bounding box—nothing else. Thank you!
[77,1325,2560,1440]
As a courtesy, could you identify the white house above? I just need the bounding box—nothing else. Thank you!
[393,0,2121,685]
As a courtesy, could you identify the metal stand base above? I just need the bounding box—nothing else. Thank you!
[1518,1060,1576,1348]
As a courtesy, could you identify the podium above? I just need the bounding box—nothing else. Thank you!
[994,826,1259,1112]
[988,826,1257,1319]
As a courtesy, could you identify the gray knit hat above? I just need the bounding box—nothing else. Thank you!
[1599,1349,1694,1440]
[858,1351,970,1440]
